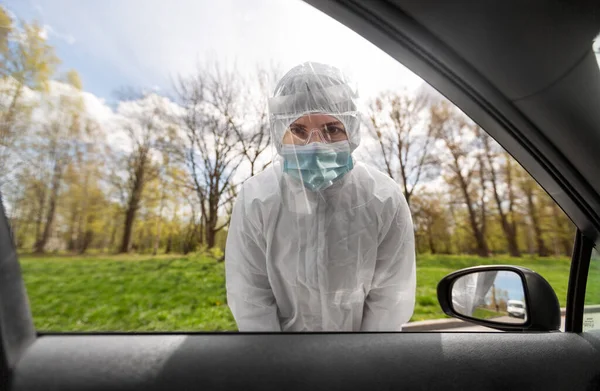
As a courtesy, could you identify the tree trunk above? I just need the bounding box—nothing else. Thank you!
[0,86,23,144]
[427,224,437,254]
[205,190,219,249]
[108,219,118,252]
[153,222,161,255]
[153,188,166,256]
[488,158,521,257]
[20,202,37,250]
[199,218,205,247]
[457,174,489,257]
[205,224,216,249]
[477,154,487,244]
[165,235,172,254]
[525,189,549,257]
[505,225,520,257]
[551,203,573,256]
[34,161,64,253]
[76,174,89,253]
[80,231,93,254]
[67,202,79,252]
[34,185,46,248]
[495,196,520,257]
[120,184,143,253]
[562,236,573,257]
[249,160,255,178]
[119,155,147,253]
[120,202,137,253]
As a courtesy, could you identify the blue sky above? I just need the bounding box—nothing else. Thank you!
[492,271,525,302]
[5,0,424,102]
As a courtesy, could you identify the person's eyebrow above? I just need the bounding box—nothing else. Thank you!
[291,121,343,128]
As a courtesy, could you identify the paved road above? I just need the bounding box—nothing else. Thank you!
[439,316,566,332]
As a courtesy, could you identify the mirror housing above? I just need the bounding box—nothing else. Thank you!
[437,265,561,332]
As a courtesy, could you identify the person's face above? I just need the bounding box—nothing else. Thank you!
[282,114,348,145]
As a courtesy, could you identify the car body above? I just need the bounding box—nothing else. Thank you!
[507,300,526,319]
[1,1,600,390]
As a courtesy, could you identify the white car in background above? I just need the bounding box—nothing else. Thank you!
[507,300,526,319]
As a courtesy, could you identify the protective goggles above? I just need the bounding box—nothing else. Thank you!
[286,120,348,145]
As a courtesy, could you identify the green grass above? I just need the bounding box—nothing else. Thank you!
[472,307,505,320]
[585,253,600,306]
[413,254,571,321]
[18,253,572,331]
[20,253,236,331]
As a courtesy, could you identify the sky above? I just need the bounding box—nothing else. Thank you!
[488,271,525,302]
[3,0,437,190]
[5,0,425,103]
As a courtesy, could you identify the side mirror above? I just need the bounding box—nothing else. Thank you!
[437,265,560,332]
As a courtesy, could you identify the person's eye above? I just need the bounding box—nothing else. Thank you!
[324,125,345,135]
[290,126,307,137]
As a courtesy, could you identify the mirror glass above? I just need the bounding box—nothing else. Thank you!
[451,270,527,324]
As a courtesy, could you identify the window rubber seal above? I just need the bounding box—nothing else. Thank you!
[565,229,594,333]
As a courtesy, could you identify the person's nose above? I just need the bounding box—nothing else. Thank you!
[306,128,326,144]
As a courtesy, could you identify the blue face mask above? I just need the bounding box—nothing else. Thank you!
[281,141,354,191]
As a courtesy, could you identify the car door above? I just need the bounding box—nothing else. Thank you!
[3,0,600,390]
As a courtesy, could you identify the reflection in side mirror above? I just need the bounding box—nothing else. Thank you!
[451,270,527,325]
[437,265,560,332]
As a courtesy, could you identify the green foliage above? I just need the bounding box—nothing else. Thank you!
[209,247,224,260]
[584,252,600,306]
[0,7,11,60]
[0,7,59,90]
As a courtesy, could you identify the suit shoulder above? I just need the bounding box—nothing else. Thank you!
[239,165,281,201]
[353,162,405,202]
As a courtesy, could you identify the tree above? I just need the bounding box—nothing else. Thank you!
[61,133,110,254]
[549,203,575,256]
[481,133,521,257]
[232,67,278,177]
[368,89,439,207]
[147,159,180,255]
[516,170,549,257]
[412,191,452,254]
[174,63,245,249]
[32,70,87,253]
[112,93,170,253]
[0,7,59,191]
[433,102,489,257]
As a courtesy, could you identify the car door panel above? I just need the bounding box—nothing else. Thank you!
[10,333,600,391]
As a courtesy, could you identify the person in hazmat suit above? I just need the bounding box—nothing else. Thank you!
[225,62,416,331]
[451,271,498,318]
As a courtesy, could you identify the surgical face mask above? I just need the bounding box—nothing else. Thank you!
[281,141,354,191]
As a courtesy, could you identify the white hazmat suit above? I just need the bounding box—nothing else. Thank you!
[451,271,498,317]
[225,62,416,331]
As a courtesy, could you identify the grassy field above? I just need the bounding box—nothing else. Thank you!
[472,308,505,320]
[18,253,574,331]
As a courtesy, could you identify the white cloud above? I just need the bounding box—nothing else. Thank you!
[38,25,48,40]
[29,0,422,98]
[42,24,75,45]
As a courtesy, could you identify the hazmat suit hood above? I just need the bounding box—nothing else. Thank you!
[268,62,361,154]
